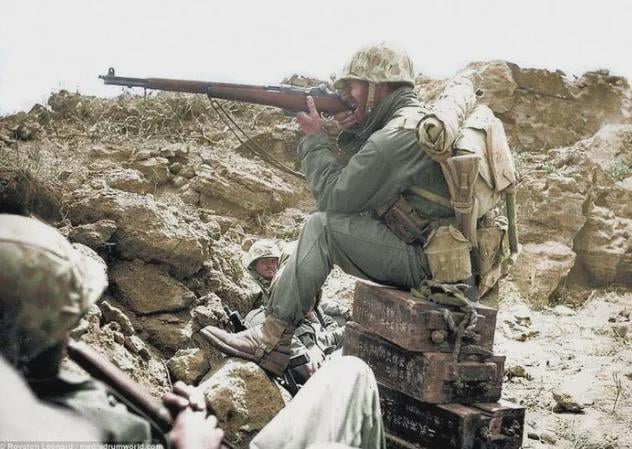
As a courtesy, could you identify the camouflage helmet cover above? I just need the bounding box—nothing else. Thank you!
[334,42,415,90]
[0,214,108,362]
[244,239,281,270]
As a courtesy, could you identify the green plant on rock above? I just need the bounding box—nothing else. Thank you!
[606,160,631,181]
[541,162,556,174]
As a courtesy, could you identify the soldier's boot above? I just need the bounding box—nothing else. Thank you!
[201,315,294,377]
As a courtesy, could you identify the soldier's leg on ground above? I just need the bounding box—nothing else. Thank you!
[250,356,385,449]
[268,211,429,323]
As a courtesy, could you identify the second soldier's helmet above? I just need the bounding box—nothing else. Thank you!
[333,42,415,90]
[0,214,108,363]
[244,239,281,270]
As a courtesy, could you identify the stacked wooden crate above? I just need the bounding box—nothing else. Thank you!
[344,281,525,449]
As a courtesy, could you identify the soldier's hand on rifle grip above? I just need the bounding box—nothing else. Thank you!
[333,109,359,131]
[297,96,324,135]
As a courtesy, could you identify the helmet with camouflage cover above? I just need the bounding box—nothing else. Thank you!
[333,42,415,90]
[244,239,281,270]
[0,214,108,364]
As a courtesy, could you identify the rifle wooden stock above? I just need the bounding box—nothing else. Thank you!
[100,68,351,114]
[67,339,236,449]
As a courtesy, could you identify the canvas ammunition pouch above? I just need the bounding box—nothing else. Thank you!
[424,225,472,283]
[375,195,430,244]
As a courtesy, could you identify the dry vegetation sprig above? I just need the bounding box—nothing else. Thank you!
[31,90,268,145]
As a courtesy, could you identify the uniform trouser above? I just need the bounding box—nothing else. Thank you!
[249,356,385,449]
[269,212,429,325]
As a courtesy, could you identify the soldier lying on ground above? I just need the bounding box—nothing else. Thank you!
[0,214,385,449]
[243,239,351,324]
[233,239,348,392]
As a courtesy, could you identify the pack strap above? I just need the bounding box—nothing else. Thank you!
[408,186,453,209]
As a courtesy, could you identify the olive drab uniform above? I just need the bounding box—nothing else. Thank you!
[0,356,103,441]
[245,239,346,389]
[264,46,513,325]
[198,43,488,378]
[266,92,445,324]
[28,369,154,442]
[245,305,344,388]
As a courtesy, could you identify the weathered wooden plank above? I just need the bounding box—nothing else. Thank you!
[344,321,504,403]
[386,433,426,449]
[352,281,497,353]
[379,383,525,449]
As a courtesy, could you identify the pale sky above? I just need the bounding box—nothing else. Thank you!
[1,0,630,115]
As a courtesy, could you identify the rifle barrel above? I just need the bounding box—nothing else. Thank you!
[99,68,351,113]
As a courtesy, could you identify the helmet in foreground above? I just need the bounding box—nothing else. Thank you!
[0,214,108,363]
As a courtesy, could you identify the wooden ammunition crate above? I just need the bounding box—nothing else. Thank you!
[344,321,504,404]
[379,383,525,449]
[352,281,497,353]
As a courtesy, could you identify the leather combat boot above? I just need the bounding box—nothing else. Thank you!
[201,315,294,377]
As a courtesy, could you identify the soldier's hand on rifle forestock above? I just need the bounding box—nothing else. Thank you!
[297,96,324,135]
[165,381,224,449]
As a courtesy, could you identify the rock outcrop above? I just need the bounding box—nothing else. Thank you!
[167,348,210,384]
[185,154,296,218]
[199,358,287,447]
[66,184,212,279]
[511,242,576,302]
[419,62,631,152]
[111,260,196,314]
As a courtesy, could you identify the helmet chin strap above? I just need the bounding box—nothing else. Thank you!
[366,82,376,114]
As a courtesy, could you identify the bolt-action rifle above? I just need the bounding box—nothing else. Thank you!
[67,339,236,449]
[99,68,353,114]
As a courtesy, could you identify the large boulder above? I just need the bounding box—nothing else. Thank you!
[110,260,196,314]
[573,208,632,286]
[167,348,210,385]
[65,184,211,279]
[187,152,296,218]
[511,241,576,302]
[63,219,118,249]
[516,172,587,246]
[102,168,153,194]
[199,358,287,447]
[132,312,194,357]
[514,124,632,290]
